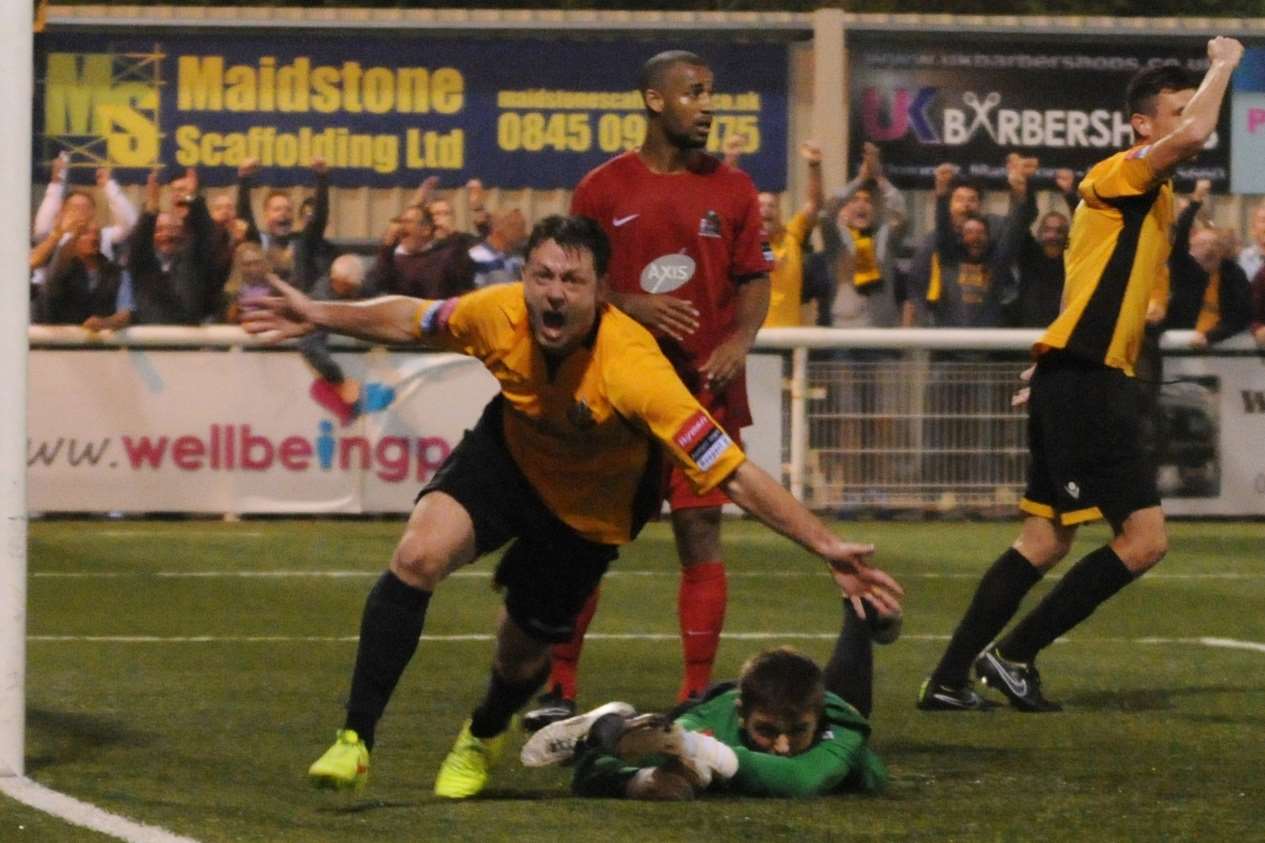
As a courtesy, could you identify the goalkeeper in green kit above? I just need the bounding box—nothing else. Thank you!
[521,590,899,799]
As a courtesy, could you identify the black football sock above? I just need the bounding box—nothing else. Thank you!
[998,545,1135,664]
[343,571,432,751]
[930,548,1044,687]
[823,599,874,718]
[469,664,550,739]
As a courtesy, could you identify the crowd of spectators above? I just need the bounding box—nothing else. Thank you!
[28,154,533,423]
[27,142,1265,351]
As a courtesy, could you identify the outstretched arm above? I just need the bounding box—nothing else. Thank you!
[720,460,902,611]
[241,276,423,345]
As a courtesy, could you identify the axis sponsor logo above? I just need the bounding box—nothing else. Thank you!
[640,253,696,294]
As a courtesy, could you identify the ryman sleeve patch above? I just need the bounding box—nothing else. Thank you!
[674,410,733,471]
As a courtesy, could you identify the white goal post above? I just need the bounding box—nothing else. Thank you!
[1,1,33,779]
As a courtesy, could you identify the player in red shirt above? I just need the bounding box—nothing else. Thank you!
[526,50,773,728]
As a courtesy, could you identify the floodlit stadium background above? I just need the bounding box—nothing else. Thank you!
[6,5,1265,841]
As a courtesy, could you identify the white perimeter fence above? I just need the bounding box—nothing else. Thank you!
[27,325,1265,518]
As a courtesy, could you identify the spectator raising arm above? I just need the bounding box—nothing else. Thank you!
[29,212,66,271]
[1251,266,1265,347]
[997,155,1039,276]
[235,158,262,243]
[32,151,69,241]
[98,165,139,243]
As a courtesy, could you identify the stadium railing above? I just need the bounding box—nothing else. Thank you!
[754,327,1221,514]
[28,324,1230,516]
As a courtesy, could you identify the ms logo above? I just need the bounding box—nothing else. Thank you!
[43,50,162,167]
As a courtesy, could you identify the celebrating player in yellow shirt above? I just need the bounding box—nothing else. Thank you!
[919,37,1243,714]
[243,214,901,798]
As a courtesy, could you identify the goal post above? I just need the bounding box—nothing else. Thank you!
[1,0,33,778]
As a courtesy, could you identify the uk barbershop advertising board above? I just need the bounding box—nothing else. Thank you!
[848,34,1231,190]
[33,33,788,189]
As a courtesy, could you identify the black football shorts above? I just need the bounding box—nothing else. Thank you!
[1020,353,1160,530]
[418,396,616,643]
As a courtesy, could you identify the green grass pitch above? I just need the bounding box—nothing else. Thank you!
[10,518,1264,842]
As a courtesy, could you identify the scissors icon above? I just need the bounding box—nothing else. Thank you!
[962,91,1002,141]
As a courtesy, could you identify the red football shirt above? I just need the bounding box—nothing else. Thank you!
[571,150,770,430]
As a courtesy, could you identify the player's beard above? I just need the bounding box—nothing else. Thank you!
[665,125,708,151]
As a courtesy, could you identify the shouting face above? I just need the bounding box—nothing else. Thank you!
[521,237,602,357]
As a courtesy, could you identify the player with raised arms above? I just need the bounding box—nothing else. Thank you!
[918,37,1244,713]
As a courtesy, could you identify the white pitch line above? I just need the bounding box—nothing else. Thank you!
[29,569,1265,581]
[24,633,1265,651]
[7,633,1260,843]
[0,776,199,843]
[97,529,265,538]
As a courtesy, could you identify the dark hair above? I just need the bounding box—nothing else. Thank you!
[737,646,825,721]
[638,49,709,95]
[845,179,878,204]
[403,203,434,228]
[264,189,290,207]
[1126,65,1199,118]
[949,176,983,199]
[525,215,611,278]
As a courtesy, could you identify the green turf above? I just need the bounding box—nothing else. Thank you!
[10,519,1265,841]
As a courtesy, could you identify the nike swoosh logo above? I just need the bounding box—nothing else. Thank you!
[986,654,1028,696]
[613,214,639,227]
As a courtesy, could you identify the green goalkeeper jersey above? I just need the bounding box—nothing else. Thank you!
[676,688,887,797]
[572,687,887,799]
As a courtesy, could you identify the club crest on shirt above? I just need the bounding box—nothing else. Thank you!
[567,398,596,430]
[699,209,722,239]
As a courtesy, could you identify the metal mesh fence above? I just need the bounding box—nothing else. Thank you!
[799,351,1032,514]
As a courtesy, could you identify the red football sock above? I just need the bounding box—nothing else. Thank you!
[547,587,600,701]
[677,561,727,702]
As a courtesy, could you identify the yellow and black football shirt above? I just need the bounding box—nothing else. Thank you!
[1035,146,1173,375]
[411,283,746,545]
